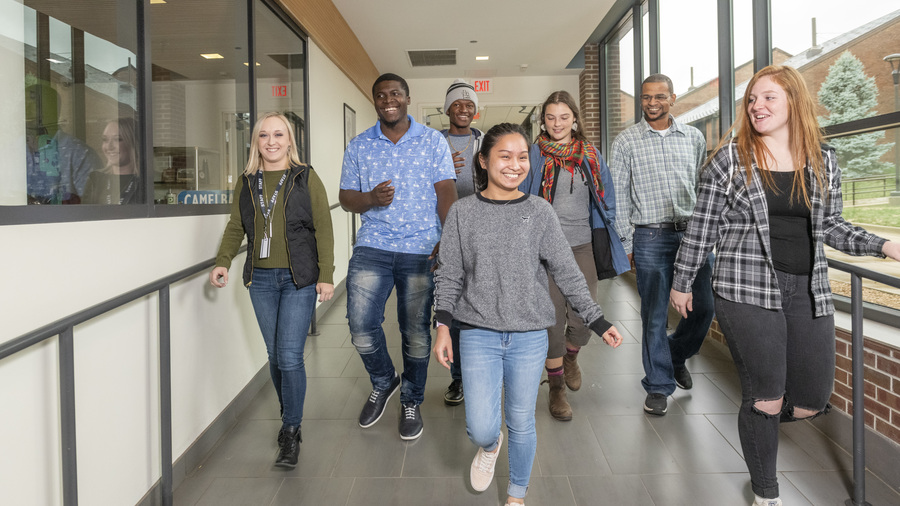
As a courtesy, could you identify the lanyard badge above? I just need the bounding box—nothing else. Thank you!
[257,171,288,259]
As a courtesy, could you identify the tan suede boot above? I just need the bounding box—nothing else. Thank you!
[547,374,572,421]
[563,351,582,391]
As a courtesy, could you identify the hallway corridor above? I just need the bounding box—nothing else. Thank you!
[172,275,900,506]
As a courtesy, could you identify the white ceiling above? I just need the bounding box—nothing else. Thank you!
[331,0,617,79]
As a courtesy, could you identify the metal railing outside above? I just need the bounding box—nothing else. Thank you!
[842,175,897,206]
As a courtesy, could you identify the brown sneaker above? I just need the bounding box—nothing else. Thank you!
[563,352,582,391]
[546,374,572,421]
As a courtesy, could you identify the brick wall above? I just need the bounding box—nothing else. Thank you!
[579,44,601,146]
[706,322,900,445]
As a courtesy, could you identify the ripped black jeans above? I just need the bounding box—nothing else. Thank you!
[715,270,834,499]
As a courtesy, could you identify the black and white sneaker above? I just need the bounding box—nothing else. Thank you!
[399,402,423,440]
[674,365,693,390]
[644,393,668,416]
[358,373,400,428]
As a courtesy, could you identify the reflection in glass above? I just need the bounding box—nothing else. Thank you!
[14,1,138,206]
[82,118,142,204]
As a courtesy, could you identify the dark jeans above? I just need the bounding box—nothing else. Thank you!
[247,268,317,428]
[633,227,715,396]
[546,242,597,359]
[450,322,462,381]
[346,246,434,405]
[715,270,835,499]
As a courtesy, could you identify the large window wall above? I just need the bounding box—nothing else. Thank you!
[598,0,900,316]
[0,0,308,223]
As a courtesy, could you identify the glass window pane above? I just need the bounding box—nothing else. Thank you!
[254,2,307,164]
[660,0,719,151]
[605,16,635,146]
[6,1,139,206]
[828,126,900,312]
[151,0,250,205]
[772,1,900,120]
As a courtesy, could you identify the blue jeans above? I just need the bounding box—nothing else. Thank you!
[346,246,434,405]
[633,227,714,396]
[460,328,548,500]
[247,268,317,428]
[715,270,834,499]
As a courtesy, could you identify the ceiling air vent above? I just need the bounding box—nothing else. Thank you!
[407,49,456,67]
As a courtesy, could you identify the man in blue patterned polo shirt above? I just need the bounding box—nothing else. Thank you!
[340,73,457,440]
[610,73,715,417]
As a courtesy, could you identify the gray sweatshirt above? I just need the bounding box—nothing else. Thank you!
[434,193,612,335]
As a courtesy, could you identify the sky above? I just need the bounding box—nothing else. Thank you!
[617,0,899,96]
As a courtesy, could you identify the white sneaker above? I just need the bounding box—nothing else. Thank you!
[752,496,782,506]
[470,432,503,492]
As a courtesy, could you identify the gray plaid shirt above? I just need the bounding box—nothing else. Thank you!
[610,116,707,254]
[672,143,887,317]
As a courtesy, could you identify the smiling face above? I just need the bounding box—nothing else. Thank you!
[479,133,530,196]
[640,81,674,126]
[102,121,132,171]
[257,116,291,170]
[543,103,575,143]
[747,76,790,139]
[373,80,410,127]
[447,99,476,130]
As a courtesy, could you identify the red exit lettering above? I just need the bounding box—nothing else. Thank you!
[272,85,289,97]
[473,80,491,93]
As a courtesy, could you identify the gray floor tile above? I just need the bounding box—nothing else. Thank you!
[306,323,351,348]
[569,475,654,506]
[401,417,475,478]
[194,477,282,506]
[779,420,853,471]
[304,347,355,378]
[575,341,642,375]
[589,415,681,475]
[521,476,577,506]
[259,419,356,478]
[706,370,743,405]
[347,477,502,505]
[304,376,360,420]
[669,373,739,414]
[270,477,353,506]
[535,416,612,476]
[782,469,900,505]
[597,300,642,321]
[194,419,282,478]
[705,413,827,472]
[648,414,748,473]
[331,418,407,477]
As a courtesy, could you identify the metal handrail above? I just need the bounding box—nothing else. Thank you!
[828,258,900,506]
[0,247,244,506]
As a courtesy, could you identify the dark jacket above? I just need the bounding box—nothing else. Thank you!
[239,164,319,287]
[520,144,630,278]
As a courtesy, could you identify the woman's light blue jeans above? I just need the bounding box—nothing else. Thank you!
[460,328,548,499]
[248,268,316,428]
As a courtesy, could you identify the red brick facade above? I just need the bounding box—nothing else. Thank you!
[579,44,601,146]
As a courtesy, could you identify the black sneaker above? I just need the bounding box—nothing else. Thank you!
[274,426,301,468]
[644,393,668,416]
[399,402,424,440]
[443,379,464,406]
[674,365,693,390]
[359,373,401,428]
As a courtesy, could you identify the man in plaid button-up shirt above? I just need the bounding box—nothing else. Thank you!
[609,74,715,416]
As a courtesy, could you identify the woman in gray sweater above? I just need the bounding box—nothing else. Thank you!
[432,123,622,506]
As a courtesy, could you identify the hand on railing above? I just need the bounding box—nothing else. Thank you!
[884,241,900,262]
[210,266,229,287]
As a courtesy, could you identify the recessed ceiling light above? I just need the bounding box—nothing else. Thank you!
[46,58,63,64]
[150,0,166,4]
[475,56,489,61]
[201,53,224,59]
[243,62,261,66]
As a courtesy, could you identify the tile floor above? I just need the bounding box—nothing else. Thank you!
[173,275,900,506]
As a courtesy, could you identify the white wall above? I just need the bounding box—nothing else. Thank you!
[0,39,372,506]
[406,74,580,126]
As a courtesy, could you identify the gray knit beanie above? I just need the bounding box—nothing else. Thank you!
[444,79,479,114]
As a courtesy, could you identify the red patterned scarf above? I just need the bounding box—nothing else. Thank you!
[536,136,605,204]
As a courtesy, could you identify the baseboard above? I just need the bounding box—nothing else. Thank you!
[135,280,347,506]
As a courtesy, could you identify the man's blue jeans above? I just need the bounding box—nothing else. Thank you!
[346,246,434,405]
[460,328,547,500]
[633,227,714,396]
[247,268,317,428]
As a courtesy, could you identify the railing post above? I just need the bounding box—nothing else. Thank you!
[159,285,173,506]
[309,308,319,336]
[845,273,871,506]
[59,327,78,506]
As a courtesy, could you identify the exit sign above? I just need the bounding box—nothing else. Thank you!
[271,85,290,97]
[473,79,492,93]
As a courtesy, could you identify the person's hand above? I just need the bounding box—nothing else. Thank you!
[209,266,228,288]
[433,325,453,369]
[452,151,465,174]
[316,283,334,302]
[627,252,635,271]
[883,241,900,262]
[429,241,441,272]
[670,289,693,319]
[602,326,624,348]
[368,179,394,207]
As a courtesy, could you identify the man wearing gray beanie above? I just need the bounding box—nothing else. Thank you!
[439,78,482,407]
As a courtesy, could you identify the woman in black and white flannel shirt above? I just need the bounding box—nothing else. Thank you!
[669,66,900,506]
